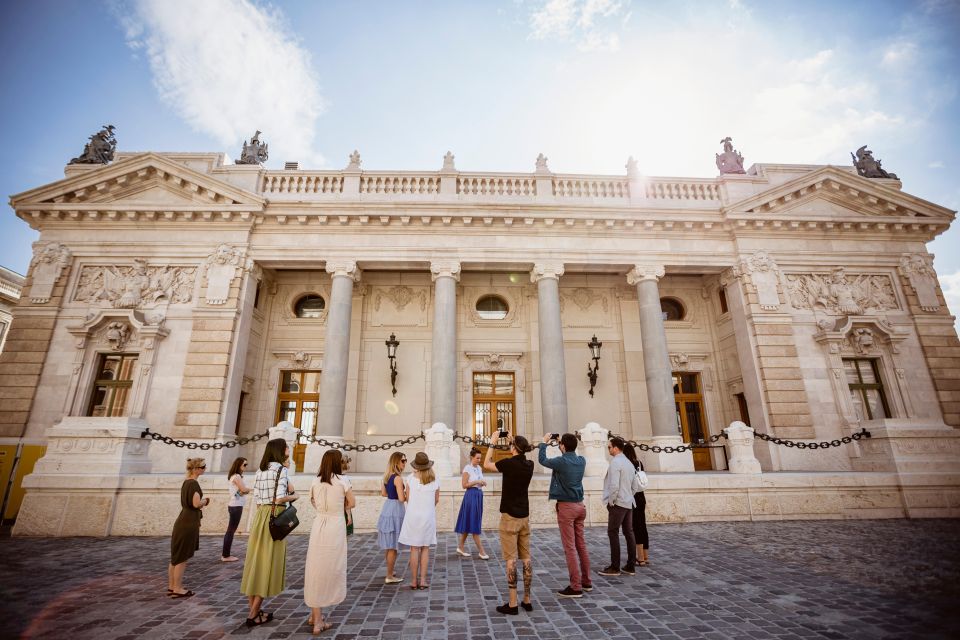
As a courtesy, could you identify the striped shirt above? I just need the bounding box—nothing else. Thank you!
[252,462,291,505]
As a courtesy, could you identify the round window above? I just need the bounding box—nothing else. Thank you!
[294,294,326,318]
[660,297,685,321]
[476,295,509,320]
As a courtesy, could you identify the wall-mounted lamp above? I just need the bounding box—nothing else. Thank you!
[587,334,602,397]
[385,332,399,396]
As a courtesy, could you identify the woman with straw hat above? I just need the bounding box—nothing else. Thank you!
[397,452,440,589]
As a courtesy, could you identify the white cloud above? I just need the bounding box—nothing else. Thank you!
[882,40,918,69]
[939,269,960,334]
[929,160,945,169]
[117,0,325,166]
[529,0,626,51]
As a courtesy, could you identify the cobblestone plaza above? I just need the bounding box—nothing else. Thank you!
[3,519,959,640]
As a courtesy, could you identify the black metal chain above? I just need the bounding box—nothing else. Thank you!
[140,428,271,450]
[612,431,728,454]
[309,434,424,452]
[752,427,871,449]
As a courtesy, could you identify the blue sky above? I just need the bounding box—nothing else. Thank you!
[2,0,959,313]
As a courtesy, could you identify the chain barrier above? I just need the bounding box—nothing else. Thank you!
[308,434,425,452]
[140,428,271,450]
[753,427,870,449]
[142,425,870,454]
[611,431,728,454]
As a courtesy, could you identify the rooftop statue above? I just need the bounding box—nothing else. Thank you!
[535,153,550,173]
[851,146,898,180]
[236,130,268,165]
[69,125,117,165]
[715,137,746,174]
[346,150,361,170]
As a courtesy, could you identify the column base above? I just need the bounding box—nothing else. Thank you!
[424,423,460,477]
[647,436,695,472]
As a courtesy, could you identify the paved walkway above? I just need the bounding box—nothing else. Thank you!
[2,519,959,640]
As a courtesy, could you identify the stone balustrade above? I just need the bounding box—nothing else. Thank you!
[260,168,723,205]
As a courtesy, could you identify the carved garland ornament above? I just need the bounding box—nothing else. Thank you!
[560,287,609,313]
[898,253,941,312]
[786,267,897,315]
[203,244,248,305]
[29,241,72,303]
[734,251,782,311]
[74,260,196,308]
[374,285,428,312]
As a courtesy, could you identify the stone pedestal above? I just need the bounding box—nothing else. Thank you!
[647,435,696,472]
[852,419,960,474]
[578,422,609,477]
[424,422,459,477]
[724,421,762,474]
[14,416,154,536]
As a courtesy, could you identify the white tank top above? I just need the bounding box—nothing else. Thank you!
[228,473,246,507]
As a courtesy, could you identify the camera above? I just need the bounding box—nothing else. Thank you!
[497,430,509,439]
[549,433,560,440]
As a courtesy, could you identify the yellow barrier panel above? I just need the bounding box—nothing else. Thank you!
[3,445,46,521]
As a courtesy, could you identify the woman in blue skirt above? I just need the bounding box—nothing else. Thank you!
[376,452,408,584]
[454,447,488,559]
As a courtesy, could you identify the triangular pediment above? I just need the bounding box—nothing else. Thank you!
[726,166,955,220]
[10,152,264,209]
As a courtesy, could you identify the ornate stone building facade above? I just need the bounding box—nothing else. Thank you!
[3,148,959,535]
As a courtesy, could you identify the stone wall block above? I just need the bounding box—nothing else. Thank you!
[185,352,231,366]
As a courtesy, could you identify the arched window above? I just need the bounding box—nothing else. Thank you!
[660,297,685,321]
[294,294,326,318]
[476,295,509,320]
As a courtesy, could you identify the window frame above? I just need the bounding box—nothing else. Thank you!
[660,297,686,321]
[86,352,139,417]
[842,358,891,421]
[293,294,326,318]
[475,294,510,321]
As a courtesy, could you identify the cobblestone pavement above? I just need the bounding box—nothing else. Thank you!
[2,519,959,640]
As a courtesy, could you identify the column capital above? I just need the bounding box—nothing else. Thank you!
[626,264,665,285]
[430,260,461,282]
[530,261,564,283]
[325,260,361,282]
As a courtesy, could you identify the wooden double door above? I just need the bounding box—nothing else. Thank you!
[472,372,515,465]
[673,372,713,471]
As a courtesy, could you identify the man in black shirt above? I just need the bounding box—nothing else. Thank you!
[483,435,535,615]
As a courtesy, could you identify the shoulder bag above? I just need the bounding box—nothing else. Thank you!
[268,467,299,541]
[632,464,649,493]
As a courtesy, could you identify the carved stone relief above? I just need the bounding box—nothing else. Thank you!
[560,287,609,313]
[29,241,72,303]
[786,267,897,315]
[370,285,429,327]
[374,285,428,313]
[850,328,875,354]
[734,251,782,311]
[203,244,247,305]
[102,321,131,351]
[74,260,196,308]
[898,254,941,312]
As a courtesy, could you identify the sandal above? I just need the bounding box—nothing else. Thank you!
[168,590,194,599]
[245,610,273,627]
[312,616,333,635]
[418,583,430,590]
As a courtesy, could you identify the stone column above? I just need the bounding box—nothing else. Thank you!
[430,260,460,431]
[531,262,569,436]
[316,261,361,438]
[627,264,693,472]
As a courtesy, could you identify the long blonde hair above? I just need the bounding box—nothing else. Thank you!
[383,451,405,484]
[416,467,436,485]
[185,457,206,477]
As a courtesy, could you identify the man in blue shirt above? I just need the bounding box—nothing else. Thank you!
[539,433,592,597]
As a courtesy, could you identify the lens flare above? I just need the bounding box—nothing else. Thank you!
[384,400,399,415]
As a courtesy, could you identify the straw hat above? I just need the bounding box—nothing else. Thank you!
[410,452,433,470]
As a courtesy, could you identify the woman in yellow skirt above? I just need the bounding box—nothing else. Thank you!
[240,438,297,628]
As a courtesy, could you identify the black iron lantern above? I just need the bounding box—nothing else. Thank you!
[385,333,399,396]
[587,334,602,397]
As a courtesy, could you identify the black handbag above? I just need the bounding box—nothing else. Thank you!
[268,467,299,541]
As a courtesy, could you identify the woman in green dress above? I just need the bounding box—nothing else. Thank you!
[168,457,209,598]
[240,439,297,627]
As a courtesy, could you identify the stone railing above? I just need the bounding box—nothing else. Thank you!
[260,169,722,205]
[0,279,22,300]
[457,173,538,197]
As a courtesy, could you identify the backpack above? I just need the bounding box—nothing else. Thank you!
[632,466,649,492]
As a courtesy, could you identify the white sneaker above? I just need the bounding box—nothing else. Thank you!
[455,548,471,557]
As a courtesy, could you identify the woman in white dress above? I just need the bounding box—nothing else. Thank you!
[304,450,355,635]
[396,452,440,589]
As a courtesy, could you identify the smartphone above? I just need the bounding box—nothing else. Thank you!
[550,433,560,440]
[497,430,509,439]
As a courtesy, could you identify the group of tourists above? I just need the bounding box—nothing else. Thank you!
[166,432,649,633]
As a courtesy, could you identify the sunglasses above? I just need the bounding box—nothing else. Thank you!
[198,465,207,469]
[401,459,408,463]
